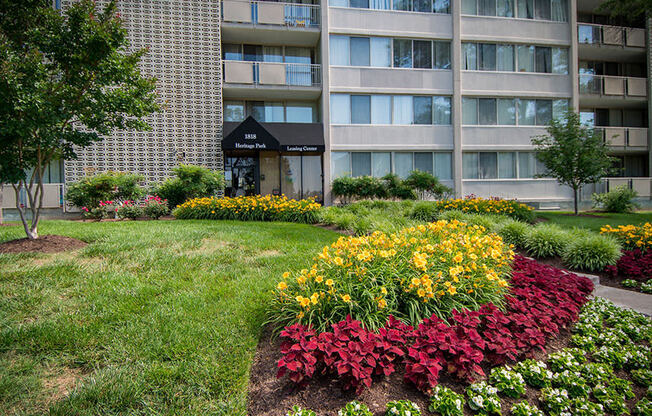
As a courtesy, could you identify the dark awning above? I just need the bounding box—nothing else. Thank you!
[223,117,324,152]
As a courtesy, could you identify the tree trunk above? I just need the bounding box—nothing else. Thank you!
[0,182,3,225]
[573,187,579,215]
[13,182,40,240]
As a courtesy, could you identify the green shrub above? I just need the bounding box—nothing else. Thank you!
[332,176,356,203]
[496,219,530,248]
[437,210,467,221]
[459,213,500,231]
[524,224,569,258]
[410,201,439,221]
[592,185,639,213]
[431,197,536,223]
[561,233,621,271]
[142,196,169,220]
[353,176,387,199]
[66,171,145,209]
[154,164,224,209]
[383,173,417,200]
[116,202,143,220]
[404,170,452,200]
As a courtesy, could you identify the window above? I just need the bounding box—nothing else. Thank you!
[395,153,413,178]
[462,97,478,125]
[464,0,564,20]
[393,39,412,68]
[371,38,391,67]
[223,44,242,60]
[371,95,392,124]
[535,46,551,73]
[330,35,349,65]
[350,37,370,66]
[351,95,371,124]
[517,0,534,18]
[552,99,568,120]
[414,152,434,173]
[497,0,514,16]
[225,101,245,122]
[286,102,316,123]
[413,96,433,124]
[517,45,535,72]
[393,95,413,124]
[551,0,567,21]
[463,153,479,179]
[433,41,451,69]
[536,99,552,125]
[478,0,496,16]
[413,40,432,69]
[433,97,452,125]
[478,98,497,125]
[464,152,518,179]
[413,0,431,13]
[535,0,551,20]
[518,152,535,178]
[478,43,497,71]
[352,152,372,176]
[518,99,536,125]
[552,48,568,74]
[433,0,450,13]
[434,153,452,180]
[462,43,477,70]
[332,152,351,178]
[393,0,411,11]
[263,102,284,122]
[264,46,283,63]
[331,94,351,123]
[498,152,516,178]
[372,153,391,177]
[496,45,514,71]
[350,0,369,6]
[462,0,477,14]
[497,99,516,125]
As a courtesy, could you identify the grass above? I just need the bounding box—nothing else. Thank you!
[537,211,652,232]
[0,220,338,415]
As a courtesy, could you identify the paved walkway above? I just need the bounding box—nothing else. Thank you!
[568,271,652,316]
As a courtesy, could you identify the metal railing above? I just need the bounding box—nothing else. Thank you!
[577,23,646,47]
[222,0,321,27]
[579,74,647,97]
[223,60,322,87]
[604,177,652,198]
[594,127,649,148]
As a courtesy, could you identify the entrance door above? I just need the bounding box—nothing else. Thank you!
[225,156,259,197]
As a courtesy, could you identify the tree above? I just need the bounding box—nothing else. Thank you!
[0,0,159,239]
[532,111,616,215]
[597,0,651,20]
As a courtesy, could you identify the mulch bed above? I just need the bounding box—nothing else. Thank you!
[0,235,87,254]
[247,328,573,416]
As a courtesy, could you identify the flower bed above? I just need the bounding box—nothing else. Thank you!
[430,197,536,223]
[268,220,514,333]
[275,256,593,395]
[172,195,321,223]
[600,223,652,251]
[605,248,652,293]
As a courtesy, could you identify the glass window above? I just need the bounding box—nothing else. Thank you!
[518,152,535,178]
[350,0,369,6]
[551,0,567,21]
[478,43,497,71]
[552,99,568,120]
[263,46,283,63]
[330,94,351,124]
[517,45,535,72]
[286,102,315,123]
[478,98,497,125]
[243,44,263,62]
[498,152,516,178]
[497,98,516,125]
[223,44,242,60]
[371,95,392,124]
[433,96,451,125]
[352,152,372,177]
[414,152,434,174]
[517,0,534,18]
[535,46,551,73]
[580,111,595,127]
[496,44,514,71]
[372,153,391,177]
[462,0,477,14]
[463,153,479,179]
[247,101,265,121]
[330,0,348,6]
[413,0,431,12]
[393,0,411,11]
[535,0,550,20]
[413,96,433,124]
[433,41,451,69]
[535,157,548,176]
[497,0,514,16]
[351,95,371,124]
[332,152,351,178]
[413,40,432,69]
[462,97,478,125]
[302,155,322,199]
[478,0,496,16]
[393,39,412,68]
[535,99,552,125]
[462,43,477,70]
[330,35,349,66]
[479,152,498,179]
[282,155,302,199]
[434,153,452,180]
[371,0,391,8]
[225,101,245,121]
[552,48,568,74]
[350,37,370,66]
[392,95,413,124]
[370,37,391,67]
[394,153,413,179]
[518,99,536,125]
[265,102,285,122]
[433,0,450,13]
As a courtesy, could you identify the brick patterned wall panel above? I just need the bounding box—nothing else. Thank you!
[61,1,223,186]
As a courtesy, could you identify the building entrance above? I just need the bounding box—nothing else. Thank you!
[225,156,258,197]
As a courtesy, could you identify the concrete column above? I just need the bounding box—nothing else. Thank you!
[647,15,652,176]
[451,1,463,197]
[321,2,332,205]
[570,0,580,111]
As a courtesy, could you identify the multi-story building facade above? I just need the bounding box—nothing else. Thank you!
[3,0,649,212]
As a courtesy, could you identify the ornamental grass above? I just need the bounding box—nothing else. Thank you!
[268,220,514,332]
[430,198,536,223]
[172,194,321,223]
[600,223,652,251]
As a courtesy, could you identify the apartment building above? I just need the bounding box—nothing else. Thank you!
[4,0,648,213]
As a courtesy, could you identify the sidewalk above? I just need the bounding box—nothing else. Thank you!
[569,271,651,316]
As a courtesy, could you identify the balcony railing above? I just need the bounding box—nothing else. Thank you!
[604,177,652,198]
[223,61,322,87]
[579,74,647,98]
[595,127,648,148]
[222,0,321,28]
[578,23,646,48]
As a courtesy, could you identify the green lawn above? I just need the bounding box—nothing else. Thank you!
[537,211,652,232]
[0,220,338,416]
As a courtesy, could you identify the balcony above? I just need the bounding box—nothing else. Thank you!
[577,23,646,61]
[579,74,647,107]
[604,177,652,198]
[223,61,322,99]
[596,127,648,150]
[221,0,321,46]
